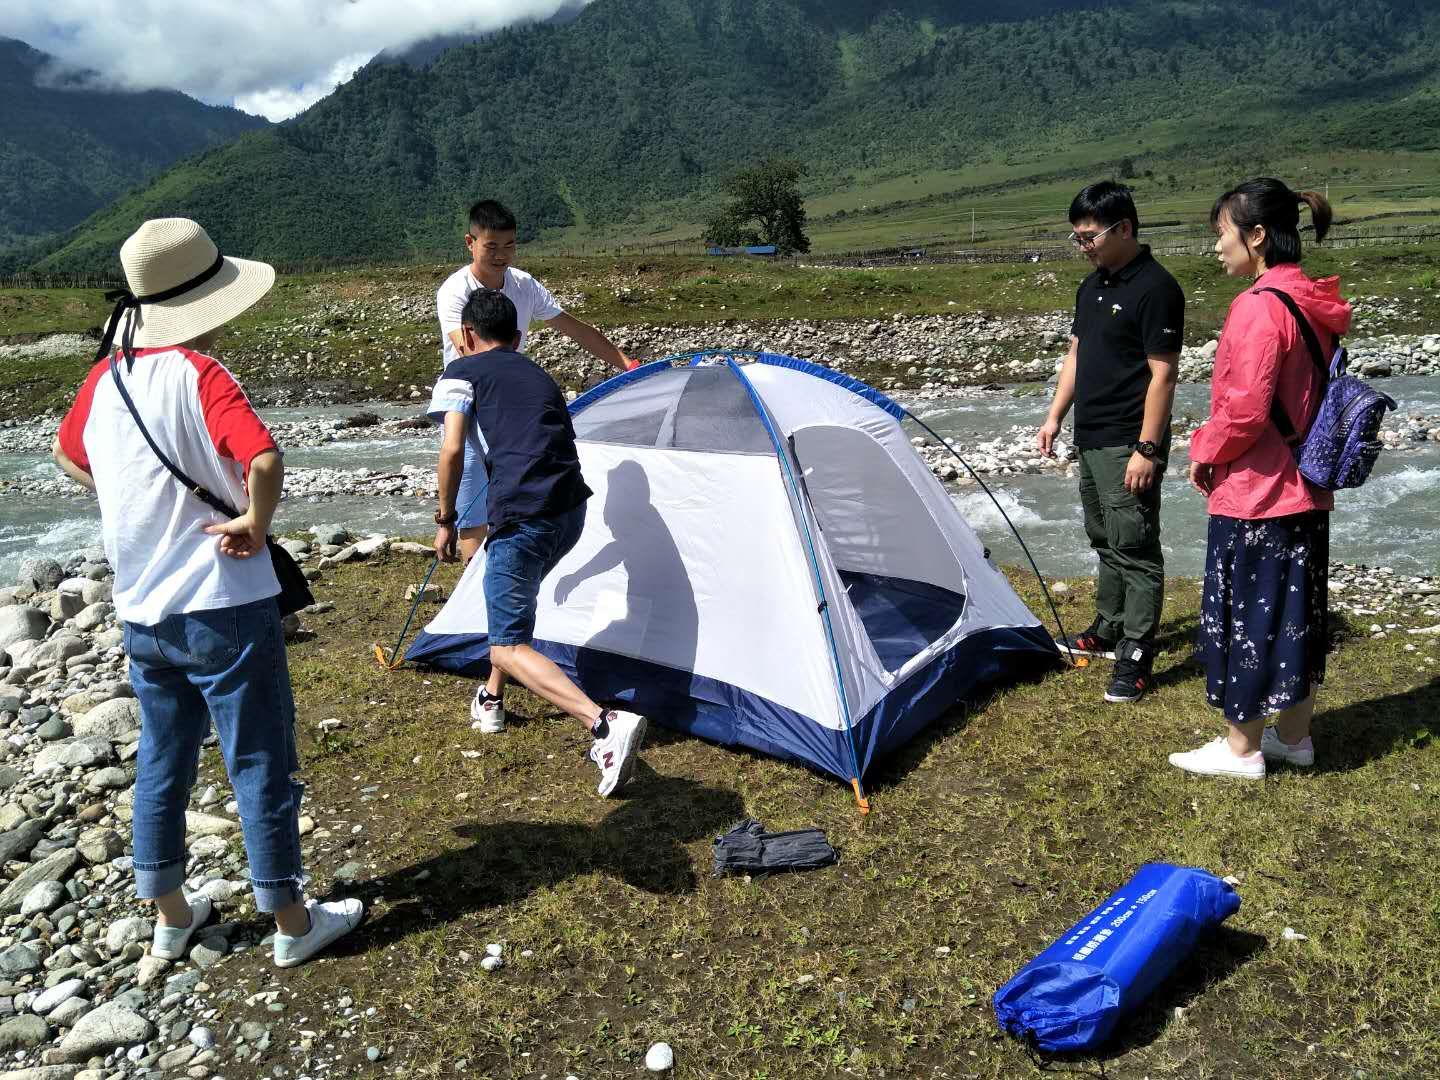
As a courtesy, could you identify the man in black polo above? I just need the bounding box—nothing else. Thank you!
[1037,182,1184,703]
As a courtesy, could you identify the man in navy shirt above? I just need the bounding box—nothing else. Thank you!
[431,289,647,797]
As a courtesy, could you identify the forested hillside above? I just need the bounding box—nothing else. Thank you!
[23,0,1440,271]
[0,37,268,263]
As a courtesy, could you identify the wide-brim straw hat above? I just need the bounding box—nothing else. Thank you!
[118,218,274,348]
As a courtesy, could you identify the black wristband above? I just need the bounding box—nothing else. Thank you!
[434,509,457,525]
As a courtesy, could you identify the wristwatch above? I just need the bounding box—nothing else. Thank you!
[1134,440,1158,460]
[434,509,457,526]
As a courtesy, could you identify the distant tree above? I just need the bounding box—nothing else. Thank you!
[1118,156,1138,178]
[702,158,811,254]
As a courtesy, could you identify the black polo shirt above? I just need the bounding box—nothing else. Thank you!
[1070,246,1185,449]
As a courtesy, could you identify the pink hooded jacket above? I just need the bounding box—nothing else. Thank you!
[1188,264,1353,519]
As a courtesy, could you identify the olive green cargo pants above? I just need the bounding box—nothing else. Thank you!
[1077,444,1165,645]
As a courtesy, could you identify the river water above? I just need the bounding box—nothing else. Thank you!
[3,379,1437,584]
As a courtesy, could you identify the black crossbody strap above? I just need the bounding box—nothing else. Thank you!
[107,355,241,519]
[1256,287,1329,447]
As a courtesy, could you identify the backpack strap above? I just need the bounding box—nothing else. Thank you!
[108,354,241,519]
[1256,287,1329,447]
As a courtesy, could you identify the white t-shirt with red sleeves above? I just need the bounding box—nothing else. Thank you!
[57,347,281,626]
[436,265,562,365]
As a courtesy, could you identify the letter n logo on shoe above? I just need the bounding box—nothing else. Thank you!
[603,752,615,769]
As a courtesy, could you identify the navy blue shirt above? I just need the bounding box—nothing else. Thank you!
[428,348,591,531]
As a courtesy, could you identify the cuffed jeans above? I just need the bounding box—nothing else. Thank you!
[124,597,305,913]
[1078,444,1166,644]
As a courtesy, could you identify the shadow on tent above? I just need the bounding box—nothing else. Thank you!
[321,771,742,955]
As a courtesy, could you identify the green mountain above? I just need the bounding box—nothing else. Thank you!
[23,0,1440,271]
[0,37,268,265]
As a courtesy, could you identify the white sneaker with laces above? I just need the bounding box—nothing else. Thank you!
[591,710,647,797]
[1168,736,1266,779]
[1261,726,1315,767]
[150,894,213,960]
[470,685,506,734]
[273,898,365,968]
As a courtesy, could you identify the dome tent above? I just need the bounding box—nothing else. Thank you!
[406,352,1060,801]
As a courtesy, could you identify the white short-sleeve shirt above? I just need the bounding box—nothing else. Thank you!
[436,265,562,365]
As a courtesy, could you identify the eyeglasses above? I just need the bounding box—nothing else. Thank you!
[1069,221,1122,248]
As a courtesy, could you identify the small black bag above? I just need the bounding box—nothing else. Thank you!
[712,818,839,877]
[107,356,314,616]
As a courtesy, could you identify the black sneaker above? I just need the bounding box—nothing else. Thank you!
[1104,640,1153,703]
[1059,620,1118,660]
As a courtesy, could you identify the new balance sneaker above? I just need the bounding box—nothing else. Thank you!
[589,710,647,798]
[1168,736,1266,779]
[1261,726,1315,768]
[1103,640,1153,703]
[1058,620,1118,661]
[150,894,213,960]
[470,685,506,734]
[273,898,365,968]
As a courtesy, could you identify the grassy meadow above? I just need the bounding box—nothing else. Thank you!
[180,551,1440,1079]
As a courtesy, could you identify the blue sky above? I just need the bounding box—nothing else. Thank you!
[1,0,590,120]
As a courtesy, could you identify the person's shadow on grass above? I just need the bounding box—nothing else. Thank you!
[1310,671,1440,774]
[334,770,742,951]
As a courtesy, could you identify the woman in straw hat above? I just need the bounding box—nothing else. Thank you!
[52,219,363,967]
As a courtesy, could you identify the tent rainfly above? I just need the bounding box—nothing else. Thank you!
[407,352,1060,803]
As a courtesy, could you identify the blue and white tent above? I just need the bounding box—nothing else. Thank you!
[407,352,1059,796]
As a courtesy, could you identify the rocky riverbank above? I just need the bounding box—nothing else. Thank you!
[0,537,444,1080]
[5,305,1440,421]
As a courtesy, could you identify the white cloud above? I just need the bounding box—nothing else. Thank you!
[232,53,372,123]
[0,0,590,120]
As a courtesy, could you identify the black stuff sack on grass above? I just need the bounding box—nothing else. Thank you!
[712,818,838,877]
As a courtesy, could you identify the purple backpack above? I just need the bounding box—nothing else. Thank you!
[1261,288,1396,491]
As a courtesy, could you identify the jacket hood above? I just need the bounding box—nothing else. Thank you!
[1254,264,1352,337]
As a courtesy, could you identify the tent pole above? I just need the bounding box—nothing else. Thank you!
[900,408,1079,669]
[724,357,872,811]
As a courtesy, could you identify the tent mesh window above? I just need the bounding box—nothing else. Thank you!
[573,367,773,454]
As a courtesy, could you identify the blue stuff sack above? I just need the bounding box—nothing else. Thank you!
[993,863,1240,1054]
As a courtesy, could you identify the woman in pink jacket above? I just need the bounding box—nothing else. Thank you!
[1169,178,1351,779]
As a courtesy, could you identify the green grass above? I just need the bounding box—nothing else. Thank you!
[192,553,1440,1078]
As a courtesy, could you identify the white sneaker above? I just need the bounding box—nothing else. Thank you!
[1168,736,1266,779]
[470,685,506,734]
[590,710,647,797]
[150,894,213,960]
[1261,726,1315,767]
[273,898,364,968]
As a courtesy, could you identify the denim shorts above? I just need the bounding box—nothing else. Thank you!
[457,439,489,530]
[485,504,587,646]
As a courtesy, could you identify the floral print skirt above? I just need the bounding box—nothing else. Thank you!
[1197,511,1329,725]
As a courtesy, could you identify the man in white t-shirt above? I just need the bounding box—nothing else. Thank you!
[437,199,636,561]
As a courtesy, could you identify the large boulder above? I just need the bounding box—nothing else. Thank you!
[16,558,64,591]
[71,698,140,741]
[0,608,49,650]
[48,593,85,622]
[80,579,112,606]
[0,849,80,914]
[33,737,113,775]
[72,604,113,632]
[25,636,88,671]
[52,1002,156,1063]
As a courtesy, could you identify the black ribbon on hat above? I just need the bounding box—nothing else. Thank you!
[95,251,226,368]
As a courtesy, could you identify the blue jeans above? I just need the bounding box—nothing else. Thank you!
[124,597,305,913]
[457,439,489,530]
[485,505,587,646]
